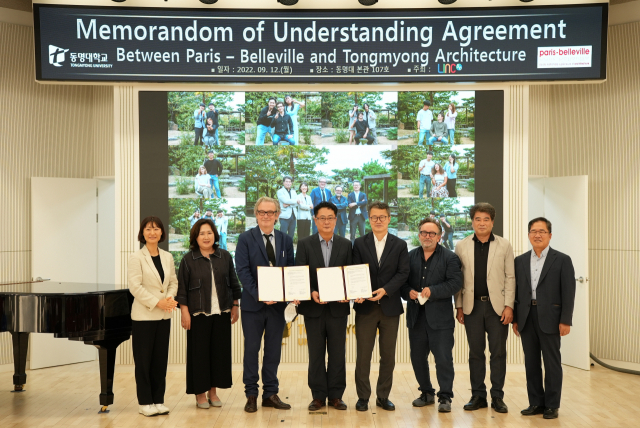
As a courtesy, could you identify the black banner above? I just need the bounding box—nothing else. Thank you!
[34,4,607,83]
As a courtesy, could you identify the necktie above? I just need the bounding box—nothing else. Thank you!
[322,190,326,202]
[263,234,276,267]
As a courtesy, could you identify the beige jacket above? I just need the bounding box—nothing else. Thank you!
[454,234,516,316]
[128,246,179,321]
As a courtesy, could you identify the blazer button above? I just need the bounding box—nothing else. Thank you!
[160,290,164,293]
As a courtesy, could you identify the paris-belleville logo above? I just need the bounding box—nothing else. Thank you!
[49,45,69,67]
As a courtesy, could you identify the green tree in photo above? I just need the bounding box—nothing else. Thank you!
[398,198,461,229]
[169,198,227,236]
[397,91,458,130]
[168,91,235,131]
[321,92,383,126]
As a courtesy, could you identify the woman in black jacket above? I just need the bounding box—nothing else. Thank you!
[176,219,241,409]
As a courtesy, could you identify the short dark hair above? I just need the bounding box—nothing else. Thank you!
[314,201,338,216]
[208,102,214,106]
[298,182,309,192]
[207,150,214,154]
[423,100,431,106]
[528,217,552,233]
[283,175,292,183]
[199,103,206,107]
[138,216,166,244]
[189,219,219,251]
[427,151,434,156]
[205,208,213,213]
[217,210,223,214]
[470,202,496,221]
[358,112,364,117]
[268,97,277,103]
[353,180,361,186]
[368,201,390,216]
[364,103,370,108]
[430,211,436,215]
[276,101,284,107]
[419,217,442,234]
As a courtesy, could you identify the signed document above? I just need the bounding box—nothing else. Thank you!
[317,267,347,302]
[257,266,284,302]
[344,264,372,300]
[284,266,311,301]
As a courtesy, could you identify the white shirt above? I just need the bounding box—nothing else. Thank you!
[417,109,433,130]
[354,191,361,215]
[530,245,550,299]
[445,110,457,130]
[419,159,435,176]
[373,233,388,263]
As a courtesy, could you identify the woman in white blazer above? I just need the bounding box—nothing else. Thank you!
[128,216,179,417]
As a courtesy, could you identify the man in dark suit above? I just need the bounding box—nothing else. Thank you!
[352,202,409,412]
[235,196,295,413]
[330,185,348,238]
[513,217,575,420]
[295,201,352,411]
[348,180,368,243]
[310,177,332,234]
[400,217,462,413]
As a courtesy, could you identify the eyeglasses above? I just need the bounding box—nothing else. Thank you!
[257,210,277,217]
[528,230,549,236]
[316,216,336,222]
[370,215,389,223]
[419,231,439,238]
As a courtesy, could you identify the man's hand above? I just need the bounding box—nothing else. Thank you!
[559,323,571,336]
[349,202,357,208]
[265,301,277,305]
[456,308,465,324]
[354,298,366,304]
[501,306,514,325]
[512,323,519,337]
[292,299,301,305]
[421,287,431,299]
[409,290,419,300]
[312,291,327,305]
[368,288,387,302]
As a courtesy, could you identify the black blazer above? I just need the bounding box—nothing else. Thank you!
[513,247,576,335]
[400,244,463,330]
[352,232,410,317]
[295,233,353,318]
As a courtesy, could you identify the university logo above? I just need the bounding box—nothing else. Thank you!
[48,45,69,67]
[438,63,463,74]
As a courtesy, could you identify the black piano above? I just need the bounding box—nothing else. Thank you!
[0,282,133,412]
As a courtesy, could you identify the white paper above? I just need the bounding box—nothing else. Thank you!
[417,294,428,305]
[257,266,284,302]
[344,264,372,300]
[317,267,346,302]
[284,266,311,301]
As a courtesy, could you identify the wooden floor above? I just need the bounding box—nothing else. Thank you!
[1,362,639,427]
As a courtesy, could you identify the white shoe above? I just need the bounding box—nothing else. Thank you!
[139,404,159,417]
[155,403,170,415]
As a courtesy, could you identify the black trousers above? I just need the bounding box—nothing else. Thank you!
[464,300,509,399]
[520,305,563,408]
[446,178,457,197]
[132,319,171,405]
[194,127,204,145]
[305,309,348,401]
[297,219,311,240]
[354,305,400,400]
[186,313,232,395]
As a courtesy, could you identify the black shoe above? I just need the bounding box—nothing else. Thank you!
[438,397,452,413]
[491,397,508,413]
[376,398,395,411]
[543,408,559,419]
[463,395,488,411]
[412,392,435,407]
[355,399,368,412]
[329,398,347,410]
[521,405,545,416]
[308,399,325,411]
[244,396,257,413]
[262,394,291,410]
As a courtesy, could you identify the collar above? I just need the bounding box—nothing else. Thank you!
[319,234,334,244]
[420,242,441,259]
[373,233,388,245]
[473,232,495,243]
[259,227,275,237]
[191,248,221,260]
[532,245,550,260]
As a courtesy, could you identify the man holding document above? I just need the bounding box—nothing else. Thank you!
[352,201,410,412]
[235,197,295,413]
[400,217,462,413]
[295,201,353,411]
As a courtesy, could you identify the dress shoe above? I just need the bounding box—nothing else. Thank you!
[139,404,159,416]
[329,398,347,410]
[154,403,170,415]
[355,398,369,411]
[376,398,395,411]
[262,394,291,410]
[521,405,545,415]
[543,408,559,419]
[438,397,452,413]
[308,399,325,411]
[207,393,222,407]
[244,396,258,413]
[491,397,508,413]
[463,395,488,410]
[412,392,435,407]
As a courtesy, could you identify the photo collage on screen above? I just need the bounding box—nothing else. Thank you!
[167,91,475,266]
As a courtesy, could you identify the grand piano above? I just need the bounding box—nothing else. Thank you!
[0,280,133,412]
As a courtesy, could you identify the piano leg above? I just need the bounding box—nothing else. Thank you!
[11,332,29,392]
[92,339,125,413]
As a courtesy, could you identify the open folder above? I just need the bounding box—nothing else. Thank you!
[317,264,372,302]
[257,266,311,302]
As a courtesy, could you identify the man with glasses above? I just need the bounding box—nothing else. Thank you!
[352,202,409,412]
[400,218,462,413]
[330,186,348,238]
[276,176,297,240]
[235,197,295,413]
[310,178,332,234]
[295,201,352,411]
[348,180,368,244]
[454,203,515,414]
[512,217,575,420]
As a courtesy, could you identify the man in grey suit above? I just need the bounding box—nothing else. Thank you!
[513,217,575,420]
[295,201,353,412]
[454,203,515,413]
[276,176,297,239]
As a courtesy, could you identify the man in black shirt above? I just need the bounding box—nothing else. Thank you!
[256,97,277,145]
[203,151,223,199]
[270,102,296,145]
[205,102,219,145]
[354,112,374,145]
